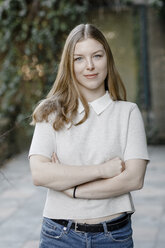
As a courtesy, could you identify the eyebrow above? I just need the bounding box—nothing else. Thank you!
[74,49,105,56]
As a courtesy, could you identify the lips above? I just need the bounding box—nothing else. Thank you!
[84,73,98,79]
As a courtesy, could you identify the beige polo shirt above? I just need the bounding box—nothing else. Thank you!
[29,91,149,219]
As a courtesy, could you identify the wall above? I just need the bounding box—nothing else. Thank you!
[88,8,138,102]
[148,8,165,143]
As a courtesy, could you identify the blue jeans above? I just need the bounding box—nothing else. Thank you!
[39,213,133,248]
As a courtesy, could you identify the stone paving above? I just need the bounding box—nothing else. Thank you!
[0,145,165,248]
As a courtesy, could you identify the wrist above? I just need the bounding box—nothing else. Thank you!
[73,186,78,198]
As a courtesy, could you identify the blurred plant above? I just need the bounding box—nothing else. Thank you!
[0,0,88,162]
[151,0,165,24]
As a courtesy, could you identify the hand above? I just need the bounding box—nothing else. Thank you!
[51,152,60,164]
[101,157,125,178]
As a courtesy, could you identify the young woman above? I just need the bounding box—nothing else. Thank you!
[29,24,149,248]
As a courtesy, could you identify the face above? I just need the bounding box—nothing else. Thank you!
[73,38,108,101]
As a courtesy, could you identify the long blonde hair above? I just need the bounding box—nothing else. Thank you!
[32,24,126,130]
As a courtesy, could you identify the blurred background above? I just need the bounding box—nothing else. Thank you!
[0,0,165,248]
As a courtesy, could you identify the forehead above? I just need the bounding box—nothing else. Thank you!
[74,38,104,54]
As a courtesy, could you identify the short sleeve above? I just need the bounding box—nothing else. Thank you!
[28,122,56,159]
[124,104,150,162]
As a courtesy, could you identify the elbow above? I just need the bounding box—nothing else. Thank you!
[32,179,39,187]
[31,171,42,187]
[133,178,144,191]
[30,164,62,190]
[137,180,144,190]
[32,176,42,187]
[30,163,44,187]
[126,174,144,192]
[29,156,54,188]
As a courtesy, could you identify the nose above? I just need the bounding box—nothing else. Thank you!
[86,58,94,70]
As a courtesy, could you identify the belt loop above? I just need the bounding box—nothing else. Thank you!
[102,221,109,235]
[64,220,73,234]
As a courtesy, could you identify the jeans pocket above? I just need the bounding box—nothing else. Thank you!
[41,218,66,240]
[109,219,133,242]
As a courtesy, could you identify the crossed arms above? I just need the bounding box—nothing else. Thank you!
[29,153,148,200]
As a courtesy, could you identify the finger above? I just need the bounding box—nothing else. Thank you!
[121,161,125,172]
[52,153,56,163]
[54,153,60,163]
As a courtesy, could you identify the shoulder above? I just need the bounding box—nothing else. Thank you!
[113,100,138,113]
[110,100,142,124]
[35,112,56,129]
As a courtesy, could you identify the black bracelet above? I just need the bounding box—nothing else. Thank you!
[73,186,77,198]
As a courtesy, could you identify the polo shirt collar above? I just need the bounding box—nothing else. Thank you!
[78,91,113,115]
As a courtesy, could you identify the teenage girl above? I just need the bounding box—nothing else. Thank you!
[29,23,149,248]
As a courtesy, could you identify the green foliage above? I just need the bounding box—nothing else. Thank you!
[0,0,88,162]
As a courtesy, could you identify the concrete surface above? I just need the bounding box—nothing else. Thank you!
[0,145,165,248]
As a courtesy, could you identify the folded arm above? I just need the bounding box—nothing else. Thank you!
[64,159,148,199]
[29,154,123,191]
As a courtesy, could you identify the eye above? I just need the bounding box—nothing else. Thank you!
[74,57,83,62]
[94,54,102,59]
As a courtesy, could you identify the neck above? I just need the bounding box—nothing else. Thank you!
[78,87,106,102]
